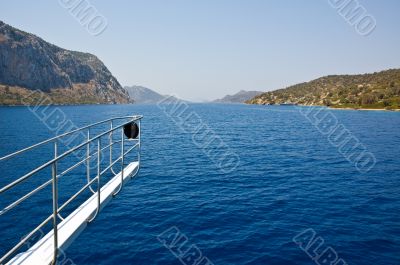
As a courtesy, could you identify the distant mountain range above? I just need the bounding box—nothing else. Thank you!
[0,21,130,105]
[2,19,399,109]
[247,69,400,110]
[124,85,183,104]
[213,90,263,103]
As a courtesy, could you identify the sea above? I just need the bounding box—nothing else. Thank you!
[0,103,399,265]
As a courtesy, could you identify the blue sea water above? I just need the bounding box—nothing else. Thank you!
[0,104,399,265]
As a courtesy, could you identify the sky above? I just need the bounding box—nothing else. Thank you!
[1,0,400,101]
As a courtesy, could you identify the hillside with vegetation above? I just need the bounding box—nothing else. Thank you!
[246,69,400,110]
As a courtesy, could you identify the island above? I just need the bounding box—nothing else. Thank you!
[246,69,400,110]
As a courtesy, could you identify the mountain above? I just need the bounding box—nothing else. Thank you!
[124,86,165,104]
[246,69,400,110]
[213,90,263,103]
[124,85,183,104]
[0,21,130,105]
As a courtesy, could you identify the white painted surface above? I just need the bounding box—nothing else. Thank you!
[7,162,139,265]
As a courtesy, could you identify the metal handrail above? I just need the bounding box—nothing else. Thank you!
[0,115,142,265]
[0,116,141,162]
[0,140,124,217]
[0,116,142,194]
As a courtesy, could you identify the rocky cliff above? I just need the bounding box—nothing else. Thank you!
[0,21,130,105]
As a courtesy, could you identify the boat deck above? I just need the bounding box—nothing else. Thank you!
[8,162,139,265]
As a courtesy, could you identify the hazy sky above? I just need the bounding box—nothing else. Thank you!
[1,0,400,101]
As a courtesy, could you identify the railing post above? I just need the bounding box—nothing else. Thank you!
[87,138,101,223]
[138,119,141,164]
[51,141,58,264]
[97,138,101,209]
[112,127,125,196]
[109,120,119,176]
[87,128,96,194]
[86,129,91,189]
[121,128,124,183]
[133,119,141,179]
[110,121,113,166]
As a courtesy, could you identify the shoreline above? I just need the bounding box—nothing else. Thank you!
[0,102,134,107]
[249,103,400,112]
[281,104,400,112]
[328,106,400,112]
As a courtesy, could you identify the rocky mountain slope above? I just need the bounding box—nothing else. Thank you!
[247,69,400,109]
[213,90,263,103]
[0,21,130,105]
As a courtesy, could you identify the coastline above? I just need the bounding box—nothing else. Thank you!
[273,103,400,112]
[328,106,400,112]
[0,102,134,107]
[248,103,400,112]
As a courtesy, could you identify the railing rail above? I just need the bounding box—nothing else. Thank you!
[0,115,142,265]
